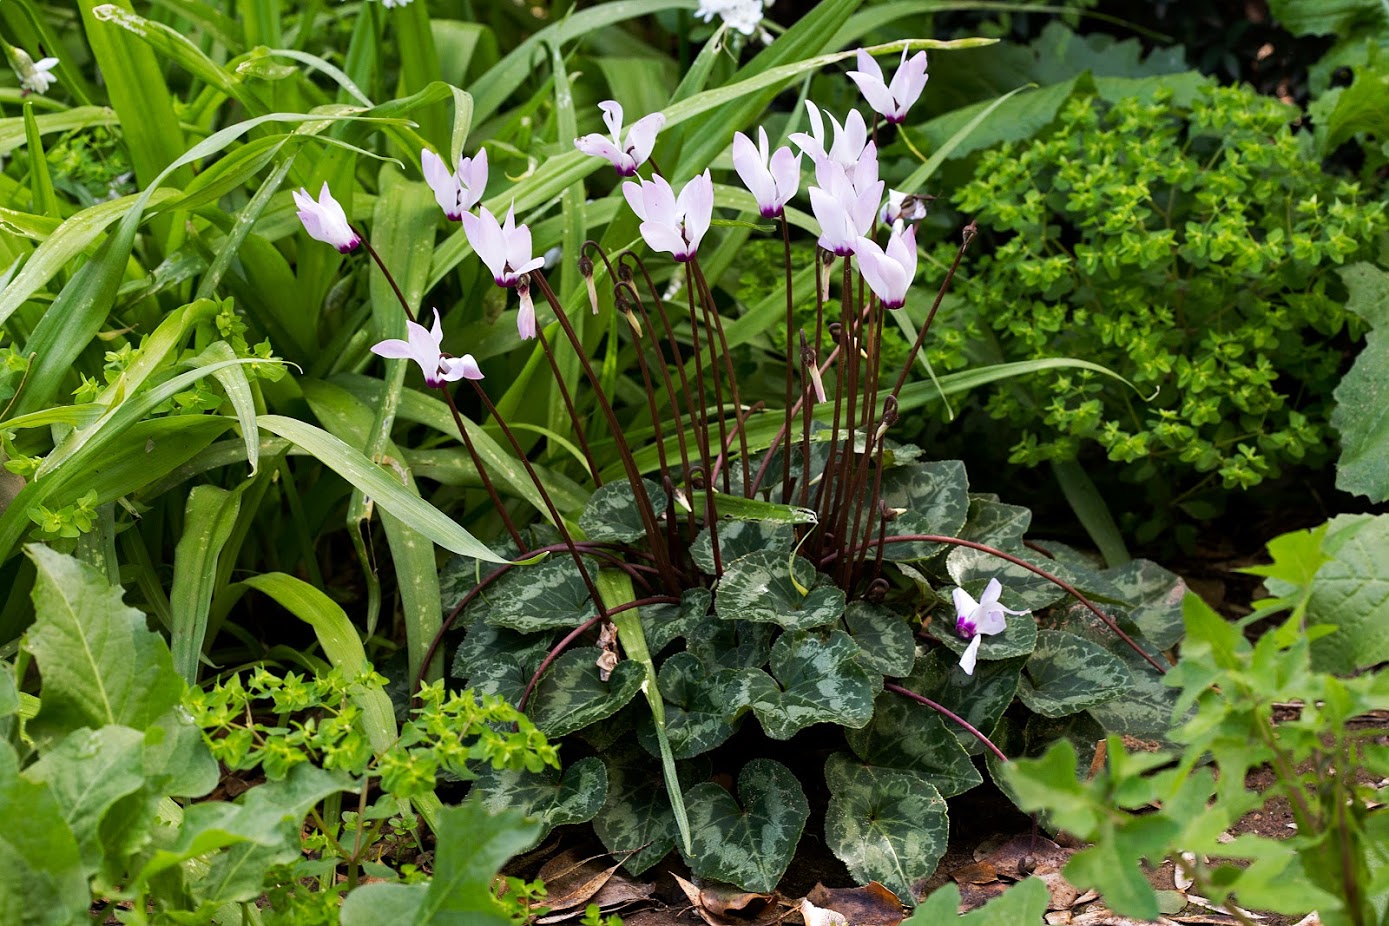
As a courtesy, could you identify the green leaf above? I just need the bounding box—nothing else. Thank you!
[637,653,737,760]
[640,588,712,655]
[579,479,668,544]
[843,602,917,677]
[686,618,775,671]
[467,555,598,633]
[0,743,88,926]
[453,617,557,686]
[903,648,1023,756]
[683,758,809,893]
[879,460,971,562]
[24,545,183,744]
[528,649,647,737]
[255,415,514,562]
[845,691,983,798]
[958,494,1032,550]
[823,752,949,902]
[745,630,878,740]
[169,485,242,683]
[1296,513,1389,674]
[905,877,1052,925]
[946,548,1071,611]
[474,757,608,850]
[1102,559,1187,651]
[593,743,678,877]
[1333,262,1389,502]
[1266,0,1389,35]
[1016,631,1132,718]
[714,550,846,630]
[691,521,794,576]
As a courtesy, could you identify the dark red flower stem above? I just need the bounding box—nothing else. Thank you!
[440,386,526,553]
[885,683,1009,764]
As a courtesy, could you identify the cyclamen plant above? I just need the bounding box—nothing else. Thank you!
[307,46,1192,901]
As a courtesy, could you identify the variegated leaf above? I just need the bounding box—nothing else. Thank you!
[714,550,846,630]
[683,758,809,893]
[691,521,795,575]
[903,648,1024,755]
[844,690,982,798]
[465,555,601,633]
[747,630,877,740]
[593,744,677,877]
[1016,631,1132,718]
[579,479,668,544]
[640,588,712,655]
[878,460,970,561]
[637,653,737,759]
[843,602,916,676]
[473,757,608,850]
[528,649,646,736]
[687,619,776,671]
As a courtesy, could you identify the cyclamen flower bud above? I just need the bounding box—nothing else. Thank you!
[292,183,360,253]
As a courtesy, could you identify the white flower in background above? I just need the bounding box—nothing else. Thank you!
[574,100,665,177]
[846,47,929,125]
[292,183,360,253]
[370,309,483,387]
[695,0,767,36]
[11,47,58,95]
[953,578,1029,675]
[378,0,414,8]
[421,147,488,221]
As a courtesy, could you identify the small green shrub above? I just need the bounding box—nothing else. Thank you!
[935,84,1386,532]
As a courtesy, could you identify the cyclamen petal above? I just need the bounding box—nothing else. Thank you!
[847,46,928,124]
[462,204,541,287]
[854,224,917,309]
[575,100,665,176]
[292,182,360,253]
[422,149,463,220]
[370,309,483,387]
[731,127,800,218]
[624,171,713,261]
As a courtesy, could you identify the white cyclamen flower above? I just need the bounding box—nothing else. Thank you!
[421,147,488,221]
[370,309,483,388]
[695,0,766,36]
[953,578,1029,675]
[846,47,929,125]
[574,100,665,177]
[12,47,58,95]
[292,183,360,253]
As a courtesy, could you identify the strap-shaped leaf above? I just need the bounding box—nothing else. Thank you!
[845,691,982,798]
[746,630,877,740]
[683,758,809,893]
[824,752,949,903]
[528,649,646,737]
[714,550,846,630]
[474,757,608,851]
[1017,631,1133,718]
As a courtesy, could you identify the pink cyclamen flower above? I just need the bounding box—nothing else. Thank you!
[854,224,917,309]
[574,101,665,177]
[462,204,545,287]
[421,147,488,221]
[370,309,483,388]
[953,578,1030,676]
[808,161,883,256]
[731,127,801,218]
[790,102,870,170]
[847,47,929,125]
[622,170,714,263]
[292,183,360,253]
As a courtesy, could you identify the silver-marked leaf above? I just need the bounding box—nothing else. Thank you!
[579,479,668,544]
[879,460,970,561]
[714,550,846,630]
[687,619,776,671]
[691,521,795,575]
[824,752,949,902]
[473,757,608,850]
[904,649,1024,756]
[932,602,1038,664]
[466,555,599,633]
[594,744,677,876]
[946,547,1072,611]
[452,616,558,684]
[1017,631,1132,719]
[638,654,736,759]
[641,588,712,655]
[528,649,646,737]
[845,690,982,798]
[1101,559,1186,650]
[749,630,878,740]
[959,495,1032,549]
[844,602,916,676]
[464,653,527,707]
[683,758,809,893]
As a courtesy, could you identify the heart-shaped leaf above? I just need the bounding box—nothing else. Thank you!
[463,653,527,706]
[879,460,970,561]
[593,744,678,876]
[528,649,646,736]
[579,479,668,543]
[683,758,809,893]
[473,757,608,850]
[638,653,737,759]
[692,521,795,576]
[1016,631,1132,718]
[466,555,600,633]
[745,630,878,740]
[715,550,846,630]
[687,619,776,671]
[843,602,916,676]
[1101,559,1186,650]
[824,752,949,902]
[845,691,982,798]
[959,495,1032,549]
[452,616,557,684]
[903,648,1024,755]
[640,588,712,655]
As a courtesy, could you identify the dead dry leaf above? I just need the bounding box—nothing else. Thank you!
[536,848,621,912]
[805,882,904,925]
[976,833,1073,879]
[672,874,786,926]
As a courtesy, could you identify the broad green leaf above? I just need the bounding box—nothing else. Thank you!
[824,752,949,902]
[683,758,809,893]
[1266,0,1388,35]
[714,550,846,630]
[24,545,183,743]
[0,743,88,926]
[1333,262,1389,502]
[879,460,970,561]
[528,649,647,737]
[593,744,677,876]
[843,602,916,677]
[1294,513,1389,674]
[255,415,513,562]
[846,690,982,798]
[452,616,557,685]
[467,555,598,633]
[474,757,608,850]
[691,521,794,576]
[24,725,146,874]
[958,494,1032,550]
[639,588,711,655]
[465,654,528,707]
[746,630,877,740]
[904,648,1024,756]
[1102,559,1186,651]
[579,479,668,544]
[946,547,1072,611]
[905,877,1051,925]
[686,618,775,671]
[1017,631,1132,718]
[169,485,242,683]
[637,653,737,760]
